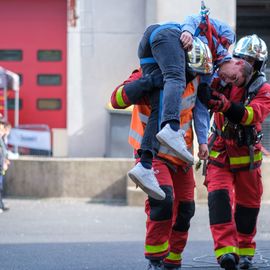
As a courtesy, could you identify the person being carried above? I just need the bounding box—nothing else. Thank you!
[112,37,212,201]
[120,4,235,200]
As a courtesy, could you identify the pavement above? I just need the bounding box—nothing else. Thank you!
[0,199,270,270]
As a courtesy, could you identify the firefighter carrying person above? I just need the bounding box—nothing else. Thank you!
[110,16,235,270]
[126,2,236,202]
[111,60,209,269]
[197,34,270,270]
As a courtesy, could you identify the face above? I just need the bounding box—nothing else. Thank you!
[218,59,247,87]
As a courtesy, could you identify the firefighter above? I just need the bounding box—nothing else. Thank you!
[198,35,269,270]
[127,7,235,202]
[111,66,208,270]
[110,38,216,269]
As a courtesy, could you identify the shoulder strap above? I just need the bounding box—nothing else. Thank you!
[245,73,267,105]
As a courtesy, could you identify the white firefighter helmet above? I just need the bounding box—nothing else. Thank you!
[233,34,268,71]
[187,37,213,75]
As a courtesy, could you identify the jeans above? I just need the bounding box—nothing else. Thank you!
[138,24,186,156]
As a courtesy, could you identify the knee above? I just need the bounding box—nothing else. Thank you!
[149,185,173,221]
[173,200,195,232]
[208,189,232,225]
[235,204,259,234]
[163,72,186,86]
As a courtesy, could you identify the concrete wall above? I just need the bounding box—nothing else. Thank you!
[5,157,133,201]
[67,0,145,157]
[67,0,236,157]
[146,0,236,28]
[5,157,270,204]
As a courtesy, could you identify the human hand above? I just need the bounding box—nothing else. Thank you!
[198,144,209,160]
[208,90,231,112]
[180,31,193,51]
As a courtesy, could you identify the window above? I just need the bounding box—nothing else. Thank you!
[8,98,23,110]
[37,74,61,86]
[0,50,22,61]
[37,50,62,61]
[37,98,61,110]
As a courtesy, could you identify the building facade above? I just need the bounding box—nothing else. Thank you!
[1,0,270,157]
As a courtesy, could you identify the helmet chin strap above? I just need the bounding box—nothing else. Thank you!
[242,73,253,88]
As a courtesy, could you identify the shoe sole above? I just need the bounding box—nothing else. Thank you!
[156,135,194,165]
[128,172,165,201]
[220,260,237,270]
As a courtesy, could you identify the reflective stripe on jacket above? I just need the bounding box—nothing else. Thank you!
[209,83,270,171]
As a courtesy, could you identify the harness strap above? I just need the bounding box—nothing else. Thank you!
[140,57,157,65]
[202,122,220,175]
[196,16,227,63]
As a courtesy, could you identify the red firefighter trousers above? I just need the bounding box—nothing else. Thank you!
[205,163,263,259]
[144,158,195,267]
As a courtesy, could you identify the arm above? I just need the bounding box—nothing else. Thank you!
[193,97,210,144]
[207,84,270,125]
[181,15,201,36]
[110,69,163,109]
[241,85,270,125]
[193,98,210,160]
[180,15,202,50]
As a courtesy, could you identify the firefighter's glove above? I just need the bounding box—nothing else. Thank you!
[197,83,213,108]
[208,90,231,112]
[148,69,164,90]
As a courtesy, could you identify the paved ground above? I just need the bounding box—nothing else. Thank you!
[0,199,270,270]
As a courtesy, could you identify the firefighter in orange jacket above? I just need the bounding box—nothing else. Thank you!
[111,68,209,270]
[198,35,270,270]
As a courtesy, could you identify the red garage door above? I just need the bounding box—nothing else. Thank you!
[0,0,67,128]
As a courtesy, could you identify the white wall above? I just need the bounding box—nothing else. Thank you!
[146,0,236,28]
[68,0,145,157]
[67,0,236,157]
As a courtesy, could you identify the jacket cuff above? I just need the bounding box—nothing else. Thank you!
[181,25,195,36]
[224,102,245,124]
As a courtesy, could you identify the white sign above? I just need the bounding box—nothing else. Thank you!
[8,128,51,151]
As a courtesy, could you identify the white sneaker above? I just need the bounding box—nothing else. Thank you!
[128,162,166,200]
[156,124,194,165]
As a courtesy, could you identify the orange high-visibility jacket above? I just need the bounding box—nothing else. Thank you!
[126,71,199,166]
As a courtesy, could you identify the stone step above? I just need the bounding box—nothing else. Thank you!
[127,185,147,206]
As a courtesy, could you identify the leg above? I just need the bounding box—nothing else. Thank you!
[151,28,186,126]
[139,88,161,160]
[234,168,262,269]
[144,159,174,263]
[140,26,193,164]
[163,166,195,269]
[138,27,163,165]
[128,88,166,201]
[205,164,238,269]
